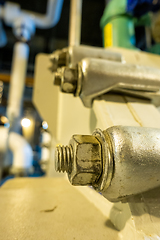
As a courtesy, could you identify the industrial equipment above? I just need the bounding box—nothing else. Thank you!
[0,0,64,176]
[55,126,160,201]
[1,0,160,239]
[53,57,160,107]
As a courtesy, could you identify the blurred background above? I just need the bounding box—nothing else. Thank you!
[1,0,160,183]
[0,0,106,183]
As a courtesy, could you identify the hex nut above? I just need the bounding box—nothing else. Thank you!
[68,135,102,186]
[61,67,77,93]
[50,50,67,72]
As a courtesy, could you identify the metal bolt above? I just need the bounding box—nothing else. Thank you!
[55,135,102,186]
[53,67,78,94]
[55,145,73,173]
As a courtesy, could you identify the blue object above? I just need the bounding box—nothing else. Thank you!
[127,0,160,17]
[0,21,7,47]
[0,175,14,186]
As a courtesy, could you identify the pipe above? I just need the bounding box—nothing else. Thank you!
[69,0,83,46]
[2,0,64,29]
[0,127,33,173]
[23,0,64,29]
[0,5,4,18]
[7,42,29,129]
[9,132,33,174]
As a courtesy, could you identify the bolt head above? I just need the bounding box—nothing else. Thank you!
[68,135,102,186]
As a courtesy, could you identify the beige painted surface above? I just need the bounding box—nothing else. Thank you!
[92,94,160,239]
[33,54,59,140]
[33,54,91,144]
[0,178,119,240]
[109,47,160,69]
[125,96,160,128]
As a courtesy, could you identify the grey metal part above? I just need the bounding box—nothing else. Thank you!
[92,128,113,191]
[79,58,160,107]
[50,49,67,72]
[96,126,160,202]
[69,0,82,46]
[55,125,160,202]
[67,45,123,67]
[55,135,102,186]
[51,45,123,72]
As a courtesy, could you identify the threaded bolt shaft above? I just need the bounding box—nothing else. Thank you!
[55,145,73,173]
[54,72,62,86]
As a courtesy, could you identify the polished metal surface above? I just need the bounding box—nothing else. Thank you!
[55,126,160,202]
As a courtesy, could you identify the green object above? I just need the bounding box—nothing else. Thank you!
[134,13,151,27]
[100,0,136,49]
[148,43,160,55]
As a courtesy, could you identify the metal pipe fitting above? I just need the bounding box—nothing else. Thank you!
[55,126,160,202]
[50,45,123,72]
[53,57,160,108]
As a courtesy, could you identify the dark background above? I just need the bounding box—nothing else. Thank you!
[0,0,106,75]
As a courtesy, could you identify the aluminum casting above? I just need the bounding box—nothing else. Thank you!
[53,58,160,108]
[55,126,160,202]
[50,45,123,72]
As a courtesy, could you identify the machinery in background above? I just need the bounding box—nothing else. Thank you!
[101,0,136,49]
[101,0,160,54]
[1,0,160,239]
[0,0,64,180]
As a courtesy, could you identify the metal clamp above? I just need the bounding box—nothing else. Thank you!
[55,126,160,202]
[54,57,160,108]
[50,45,123,72]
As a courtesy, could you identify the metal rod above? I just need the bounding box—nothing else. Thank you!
[69,0,83,46]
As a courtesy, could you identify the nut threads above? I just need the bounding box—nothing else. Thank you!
[55,145,73,173]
